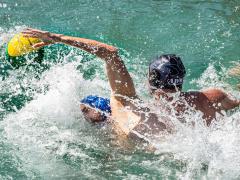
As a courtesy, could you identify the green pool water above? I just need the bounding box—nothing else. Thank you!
[0,0,240,179]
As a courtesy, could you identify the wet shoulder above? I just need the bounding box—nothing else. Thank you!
[180,91,207,105]
[201,88,227,103]
[110,95,143,135]
[182,89,227,104]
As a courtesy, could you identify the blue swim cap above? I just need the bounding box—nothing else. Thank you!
[80,95,111,113]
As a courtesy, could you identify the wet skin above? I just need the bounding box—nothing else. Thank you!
[22,28,240,142]
[80,104,107,123]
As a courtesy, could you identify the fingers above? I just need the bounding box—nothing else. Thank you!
[22,31,33,34]
[21,28,54,43]
[22,34,39,38]
[21,30,37,36]
[32,42,52,48]
[25,28,46,33]
[22,28,43,38]
[32,42,45,48]
[22,27,45,35]
[25,28,39,32]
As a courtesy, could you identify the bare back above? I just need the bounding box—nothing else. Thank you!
[22,28,240,144]
[111,88,240,140]
[176,89,240,126]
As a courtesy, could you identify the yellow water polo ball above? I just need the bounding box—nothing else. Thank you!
[7,33,42,57]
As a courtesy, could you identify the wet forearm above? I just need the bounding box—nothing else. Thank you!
[49,32,136,97]
[50,33,117,60]
[52,33,136,97]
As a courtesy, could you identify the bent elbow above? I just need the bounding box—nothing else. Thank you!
[108,45,118,53]
[221,97,240,110]
[97,45,118,60]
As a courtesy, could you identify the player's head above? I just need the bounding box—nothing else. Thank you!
[80,95,111,123]
[148,54,186,93]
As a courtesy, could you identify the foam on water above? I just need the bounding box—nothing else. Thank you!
[150,65,240,179]
[0,27,240,179]
[0,27,111,178]
[0,60,113,178]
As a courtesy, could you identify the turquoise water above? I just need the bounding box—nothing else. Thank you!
[0,0,240,179]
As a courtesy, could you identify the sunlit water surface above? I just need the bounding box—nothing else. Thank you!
[0,0,240,179]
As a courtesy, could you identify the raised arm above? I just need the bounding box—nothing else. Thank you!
[22,28,136,98]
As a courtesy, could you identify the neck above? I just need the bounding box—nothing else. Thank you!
[153,89,180,101]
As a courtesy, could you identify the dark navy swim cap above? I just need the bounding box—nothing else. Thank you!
[80,95,111,114]
[148,54,186,90]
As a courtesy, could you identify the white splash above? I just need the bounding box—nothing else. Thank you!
[1,28,240,179]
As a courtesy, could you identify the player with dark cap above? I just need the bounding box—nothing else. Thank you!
[148,54,186,91]
[22,28,240,143]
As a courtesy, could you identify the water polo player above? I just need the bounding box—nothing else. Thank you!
[22,28,240,143]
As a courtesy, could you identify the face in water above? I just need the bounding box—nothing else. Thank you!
[80,95,111,123]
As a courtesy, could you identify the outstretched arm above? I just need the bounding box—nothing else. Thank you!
[22,28,136,98]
